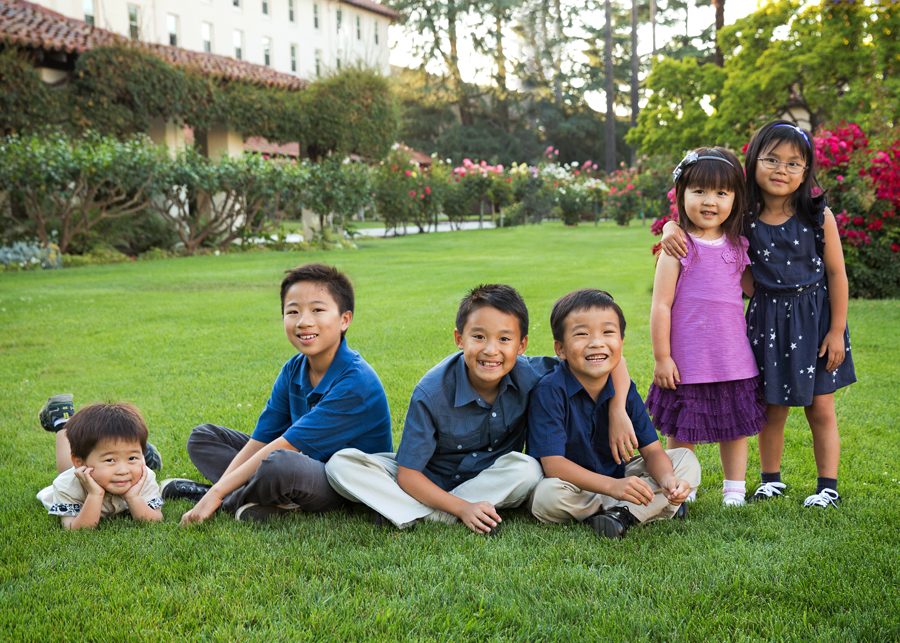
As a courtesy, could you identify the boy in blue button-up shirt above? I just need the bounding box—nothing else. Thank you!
[327,284,636,533]
[528,289,700,539]
[173,263,392,525]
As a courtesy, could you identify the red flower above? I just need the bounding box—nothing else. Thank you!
[853,216,865,226]
[425,186,431,195]
[409,190,416,197]
[405,170,412,177]
[892,243,899,252]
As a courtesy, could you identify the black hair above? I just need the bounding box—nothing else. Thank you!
[550,289,626,341]
[65,402,149,460]
[674,147,747,253]
[456,284,529,338]
[281,263,354,340]
[745,120,820,228]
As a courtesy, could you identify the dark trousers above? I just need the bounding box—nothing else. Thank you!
[186,423,346,514]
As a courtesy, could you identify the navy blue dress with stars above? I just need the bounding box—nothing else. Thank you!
[745,201,856,407]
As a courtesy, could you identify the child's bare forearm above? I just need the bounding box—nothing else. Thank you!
[642,447,676,488]
[128,501,163,523]
[609,357,630,411]
[65,495,104,530]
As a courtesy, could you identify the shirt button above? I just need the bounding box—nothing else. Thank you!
[494,439,498,443]
[472,453,477,458]
[488,448,493,452]
[457,445,462,449]
[491,412,496,417]
[455,475,460,479]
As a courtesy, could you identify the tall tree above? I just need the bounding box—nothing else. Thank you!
[712,0,725,67]
[631,0,640,164]
[605,0,616,172]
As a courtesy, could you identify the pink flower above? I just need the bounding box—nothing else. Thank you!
[837,175,844,181]
[626,183,634,190]
[405,170,412,177]
[554,149,559,155]
[425,186,431,195]
[409,190,416,197]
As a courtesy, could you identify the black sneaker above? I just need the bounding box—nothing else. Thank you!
[235,503,297,523]
[803,488,841,509]
[160,478,212,503]
[588,506,639,540]
[481,519,502,537]
[39,394,75,432]
[674,502,687,520]
[749,481,787,502]
[143,443,163,471]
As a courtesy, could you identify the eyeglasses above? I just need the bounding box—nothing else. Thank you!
[757,158,808,174]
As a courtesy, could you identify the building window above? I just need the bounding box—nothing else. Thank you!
[233,0,240,9]
[336,9,341,33]
[167,15,178,46]
[262,0,268,16]
[374,22,379,45]
[128,6,140,40]
[262,37,271,66]
[290,44,297,72]
[356,16,361,40]
[313,4,319,29]
[289,0,295,22]
[201,23,213,53]
[233,30,243,60]
[336,52,341,71]
[83,0,95,27]
[315,50,321,77]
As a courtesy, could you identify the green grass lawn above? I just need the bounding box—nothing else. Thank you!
[2,222,898,641]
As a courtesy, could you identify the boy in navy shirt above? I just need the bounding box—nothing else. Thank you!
[528,289,700,539]
[171,263,392,524]
[326,284,637,533]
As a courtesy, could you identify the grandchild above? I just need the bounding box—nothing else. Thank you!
[528,289,699,539]
[37,400,164,530]
[326,284,638,533]
[171,263,393,524]
[645,148,767,507]
[660,122,856,508]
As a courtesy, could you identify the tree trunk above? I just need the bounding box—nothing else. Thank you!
[651,0,657,55]
[495,3,509,122]
[713,0,725,67]
[447,0,472,126]
[631,0,639,165]
[605,0,616,173]
[554,0,563,103]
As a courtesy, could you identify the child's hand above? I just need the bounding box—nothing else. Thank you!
[458,500,501,534]
[662,476,692,505]
[660,225,688,258]
[124,464,147,501]
[608,476,655,506]
[180,491,222,527]
[819,329,846,372]
[653,357,680,390]
[73,466,105,498]
[608,406,639,465]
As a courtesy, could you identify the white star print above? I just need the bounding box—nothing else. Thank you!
[753,339,758,345]
[763,249,771,257]
[770,332,776,340]
[791,343,797,350]
[803,227,807,232]
[793,239,799,245]
[787,261,791,265]
[807,365,815,374]
[769,344,773,348]
[751,222,756,228]
[799,335,803,340]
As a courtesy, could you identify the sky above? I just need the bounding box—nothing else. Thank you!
[388,0,765,111]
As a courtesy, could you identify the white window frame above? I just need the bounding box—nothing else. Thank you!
[83,0,95,27]
[233,30,243,60]
[290,44,297,72]
[262,37,271,66]
[167,14,179,47]
[201,22,213,53]
[128,5,140,40]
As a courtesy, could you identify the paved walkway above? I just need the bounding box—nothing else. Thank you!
[282,220,496,243]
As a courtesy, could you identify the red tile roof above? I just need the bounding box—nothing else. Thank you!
[244,136,302,157]
[340,0,400,21]
[0,0,311,89]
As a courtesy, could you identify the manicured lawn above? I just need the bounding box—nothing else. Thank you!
[1,221,897,641]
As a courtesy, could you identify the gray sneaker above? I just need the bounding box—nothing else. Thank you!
[235,503,298,523]
[39,394,75,432]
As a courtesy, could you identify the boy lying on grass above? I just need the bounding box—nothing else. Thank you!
[37,399,164,530]
[326,284,636,533]
[527,289,699,539]
[170,263,393,524]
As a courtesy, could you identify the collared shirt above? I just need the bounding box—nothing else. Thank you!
[37,467,163,517]
[251,338,392,461]
[396,352,557,490]
[527,360,659,479]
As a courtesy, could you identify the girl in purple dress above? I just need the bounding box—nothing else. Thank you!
[660,122,856,510]
[646,147,766,507]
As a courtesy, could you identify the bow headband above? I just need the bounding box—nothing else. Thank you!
[672,151,735,184]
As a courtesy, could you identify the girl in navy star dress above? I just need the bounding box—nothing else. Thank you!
[660,121,856,509]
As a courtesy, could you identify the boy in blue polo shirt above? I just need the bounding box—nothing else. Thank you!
[326,284,637,533]
[528,289,700,539]
[171,263,392,524]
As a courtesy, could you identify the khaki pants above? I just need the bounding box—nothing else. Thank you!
[325,448,543,529]
[529,448,701,524]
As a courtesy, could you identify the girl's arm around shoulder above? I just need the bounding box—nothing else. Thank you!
[650,252,681,390]
[819,207,850,371]
[660,221,688,258]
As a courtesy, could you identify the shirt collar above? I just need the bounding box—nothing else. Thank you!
[560,360,616,406]
[453,352,514,408]
[295,338,354,394]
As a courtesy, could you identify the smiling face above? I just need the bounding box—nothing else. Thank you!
[554,307,623,393]
[454,305,527,401]
[682,184,735,239]
[72,439,145,495]
[755,140,808,201]
[283,281,352,363]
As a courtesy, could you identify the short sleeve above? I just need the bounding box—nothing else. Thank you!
[395,390,439,472]
[251,361,295,444]
[627,383,660,449]
[679,240,697,274]
[526,384,569,459]
[139,469,164,510]
[37,470,86,516]
[739,236,751,270]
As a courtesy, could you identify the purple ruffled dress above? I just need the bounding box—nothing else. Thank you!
[646,234,767,444]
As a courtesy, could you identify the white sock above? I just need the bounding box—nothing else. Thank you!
[723,480,746,506]
[686,489,697,503]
